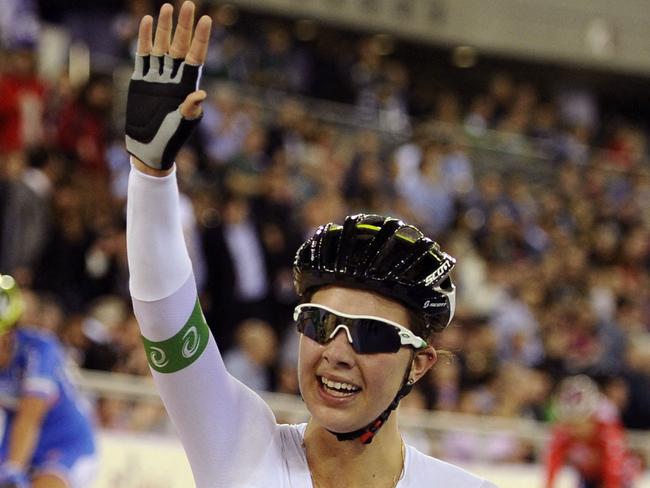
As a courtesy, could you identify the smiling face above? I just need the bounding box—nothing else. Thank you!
[298,285,435,435]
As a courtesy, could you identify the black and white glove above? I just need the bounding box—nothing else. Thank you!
[125,54,203,170]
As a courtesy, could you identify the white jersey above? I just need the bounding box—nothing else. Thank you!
[126,165,497,488]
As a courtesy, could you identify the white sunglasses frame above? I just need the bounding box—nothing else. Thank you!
[293,303,428,351]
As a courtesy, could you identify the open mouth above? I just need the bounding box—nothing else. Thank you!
[318,376,361,397]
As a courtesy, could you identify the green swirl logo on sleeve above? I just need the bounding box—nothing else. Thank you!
[141,299,210,373]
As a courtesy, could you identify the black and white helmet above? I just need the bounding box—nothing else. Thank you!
[293,214,456,335]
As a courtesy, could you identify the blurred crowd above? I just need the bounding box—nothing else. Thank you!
[1,0,649,465]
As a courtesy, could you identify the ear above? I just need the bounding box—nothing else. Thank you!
[408,345,437,384]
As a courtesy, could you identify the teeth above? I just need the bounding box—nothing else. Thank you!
[320,377,360,393]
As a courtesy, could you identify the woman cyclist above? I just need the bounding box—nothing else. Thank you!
[124,2,496,486]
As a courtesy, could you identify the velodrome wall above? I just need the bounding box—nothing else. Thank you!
[93,431,650,487]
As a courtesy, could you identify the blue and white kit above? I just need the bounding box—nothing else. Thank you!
[127,164,497,488]
[0,328,97,486]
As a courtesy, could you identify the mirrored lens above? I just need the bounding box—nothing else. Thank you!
[351,319,401,353]
[296,309,328,343]
[295,307,401,354]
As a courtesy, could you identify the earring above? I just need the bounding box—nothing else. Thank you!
[407,378,415,385]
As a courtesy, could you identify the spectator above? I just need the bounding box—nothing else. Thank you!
[201,192,275,352]
[56,73,113,176]
[0,150,53,284]
[0,46,47,153]
[223,318,278,392]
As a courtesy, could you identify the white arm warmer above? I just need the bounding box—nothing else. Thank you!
[127,162,192,303]
[126,163,279,487]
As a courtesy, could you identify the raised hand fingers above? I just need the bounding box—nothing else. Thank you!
[169,1,195,59]
[138,1,210,66]
[136,15,153,55]
[186,15,212,66]
[152,3,173,56]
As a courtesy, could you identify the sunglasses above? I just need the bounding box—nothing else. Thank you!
[293,303,427,354]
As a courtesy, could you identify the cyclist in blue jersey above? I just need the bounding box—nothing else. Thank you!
[0,274,97,488]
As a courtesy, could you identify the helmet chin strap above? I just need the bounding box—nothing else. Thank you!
[328,355,415,445]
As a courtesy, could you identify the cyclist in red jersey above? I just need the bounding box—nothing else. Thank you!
[545,375,641,488]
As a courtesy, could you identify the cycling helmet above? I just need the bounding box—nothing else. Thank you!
[293,214,456,444]
[555,375,601,422]
[294,214,456,333]
[0,274,23,335]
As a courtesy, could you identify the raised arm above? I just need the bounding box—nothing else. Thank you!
[125,4,277,486]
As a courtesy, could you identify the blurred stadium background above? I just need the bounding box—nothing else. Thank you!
[1,0,649,486]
